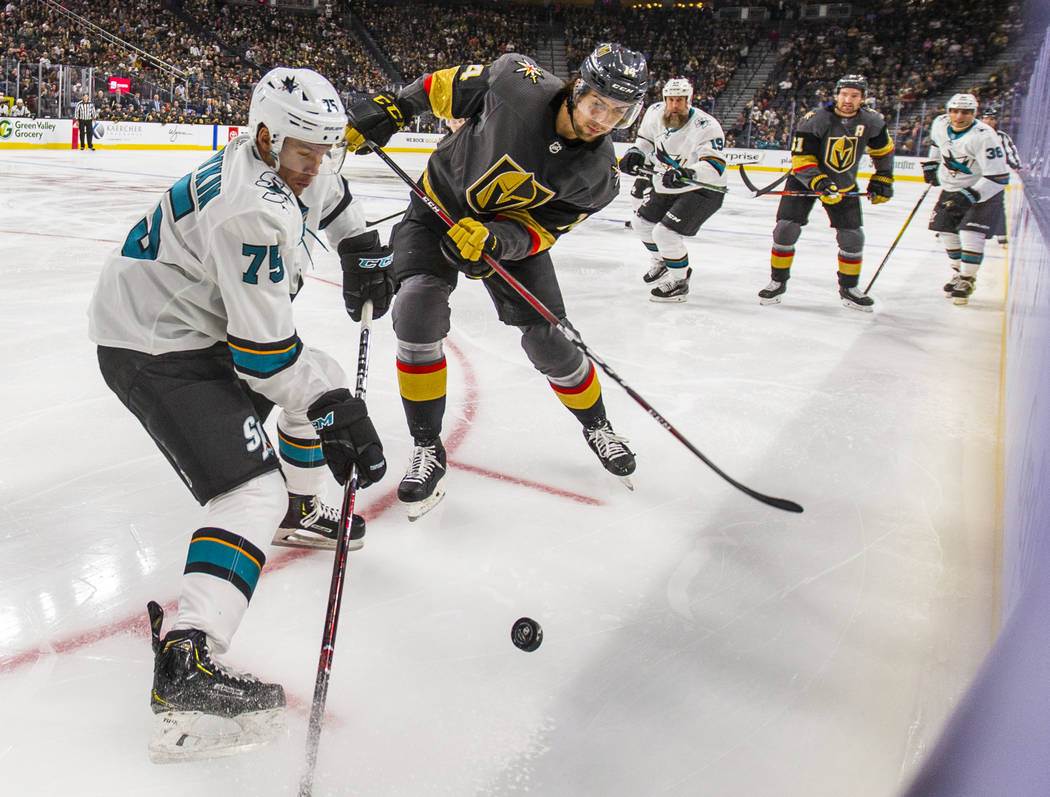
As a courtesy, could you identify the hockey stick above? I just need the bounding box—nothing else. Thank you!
[738,164,789,196]
[637,166,727,194]
[366,208,406,227]
[298,300,374,797]
[863,185,932,295]
[757,189,871,198]
[368,141,803,514]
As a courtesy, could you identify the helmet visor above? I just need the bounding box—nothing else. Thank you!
[573,83,643,130]
[278,135,347,176]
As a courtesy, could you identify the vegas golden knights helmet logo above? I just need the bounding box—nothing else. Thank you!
[824,136,858,173]
[466,154,554,214]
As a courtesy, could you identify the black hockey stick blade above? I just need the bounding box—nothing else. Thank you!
[738,164,789,196]
[367,141,803,514]
[366,208,406,227]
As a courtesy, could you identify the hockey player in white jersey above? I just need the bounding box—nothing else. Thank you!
[618,77,727,302]
[88,67,394,761]
[923,93,1010,305]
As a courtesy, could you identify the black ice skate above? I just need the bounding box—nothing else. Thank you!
[398,437,447,521]
[952,275,975,305]
[642,260,668,284]
[650,267,692,303]
[147,601,285,763]
[583,419,636,490]
[839,285,874,312]
[943,269,962,295]
[758,279,787,305]
[272,493,365,551]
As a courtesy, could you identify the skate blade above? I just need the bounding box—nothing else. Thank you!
[953,296,970,306]
[405,482,447,522]
[649,294,687,303]
[758,295,782,306]
[618,475,635,491]
[841,299,874,313]
[148,708,285,764]
[271,528,363,552]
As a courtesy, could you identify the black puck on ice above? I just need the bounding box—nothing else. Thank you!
[511,617,543,652]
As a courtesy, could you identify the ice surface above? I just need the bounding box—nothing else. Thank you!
[0,148,1004,796]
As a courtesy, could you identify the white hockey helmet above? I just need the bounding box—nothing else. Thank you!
[946,93,979,112]
[248,67,348,169]
[662,77,693,104]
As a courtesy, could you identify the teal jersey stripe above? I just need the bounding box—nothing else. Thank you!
[279,435,325,466]
[228,339,300,377]
[186,537,262,595]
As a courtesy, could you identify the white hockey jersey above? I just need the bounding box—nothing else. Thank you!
[88,134,366,414]
[927,115,1009,200]
[632,103,728,194]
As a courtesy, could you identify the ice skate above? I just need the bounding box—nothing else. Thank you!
[583,419,636,490]
[147,602,285,763]
[642,260,668,284]
[952,275,975,305]
[943,271,963,295]
[758,279,786,305]
[839,285,874,312]
[272,493,365,551]
[398,437,447,521]
[650,268,691,303]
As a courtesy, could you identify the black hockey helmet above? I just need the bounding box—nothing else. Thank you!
[835,74,868,96]
[575,43,649,129]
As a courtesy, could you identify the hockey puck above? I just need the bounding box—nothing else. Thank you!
[511,617,543,652]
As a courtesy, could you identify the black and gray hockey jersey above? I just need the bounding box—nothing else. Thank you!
[396,53,620,261]
[790,102,894,191]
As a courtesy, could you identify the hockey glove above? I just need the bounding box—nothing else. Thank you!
[630,176,652,200]
[338,231,396,322]
[810,174,843,205]
[921,161,941,186]
[662,165,696,189]
[307,389,386,487]
[867,174,893,205]
[439,218,500,278]
[618,148,647,177]
[345,94,407,154]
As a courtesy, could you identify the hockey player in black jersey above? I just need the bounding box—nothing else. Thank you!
[344,43,648,519]
[759,74,895,311]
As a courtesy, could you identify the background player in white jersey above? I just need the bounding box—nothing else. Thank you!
[978,106,1020,246]
[922,93,1010,305]
[87,67,392,761]
[618,78,728,302]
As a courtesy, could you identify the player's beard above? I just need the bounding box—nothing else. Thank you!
[662,109,689,129]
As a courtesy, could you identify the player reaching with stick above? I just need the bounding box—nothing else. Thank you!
[342,44,649,520]
[88,67,392,761]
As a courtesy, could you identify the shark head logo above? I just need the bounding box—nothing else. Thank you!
[281,76,299,94]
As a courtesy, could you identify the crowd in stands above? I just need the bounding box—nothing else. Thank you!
[1,0,1028,151]
[726,0,1024,151]
[563,5,760,115]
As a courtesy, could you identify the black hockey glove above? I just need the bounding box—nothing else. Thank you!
[345,93,407,154]
[867,174,893,205]
[810,173,843,205]
[618,148,647,176]
[921,161,941,186]
[307,389,386,487]
[338,231,396,322]
[439,217,499,278]
[662,165,696,189]
[630,176,652,200]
